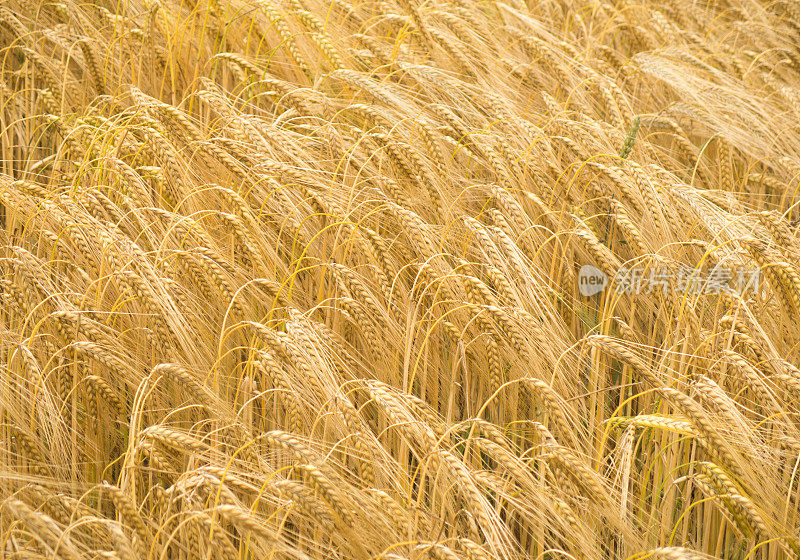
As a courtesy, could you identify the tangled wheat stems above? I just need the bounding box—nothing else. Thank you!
[2,0,800,559]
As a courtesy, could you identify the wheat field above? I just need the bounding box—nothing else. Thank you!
[1,0,800,558]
